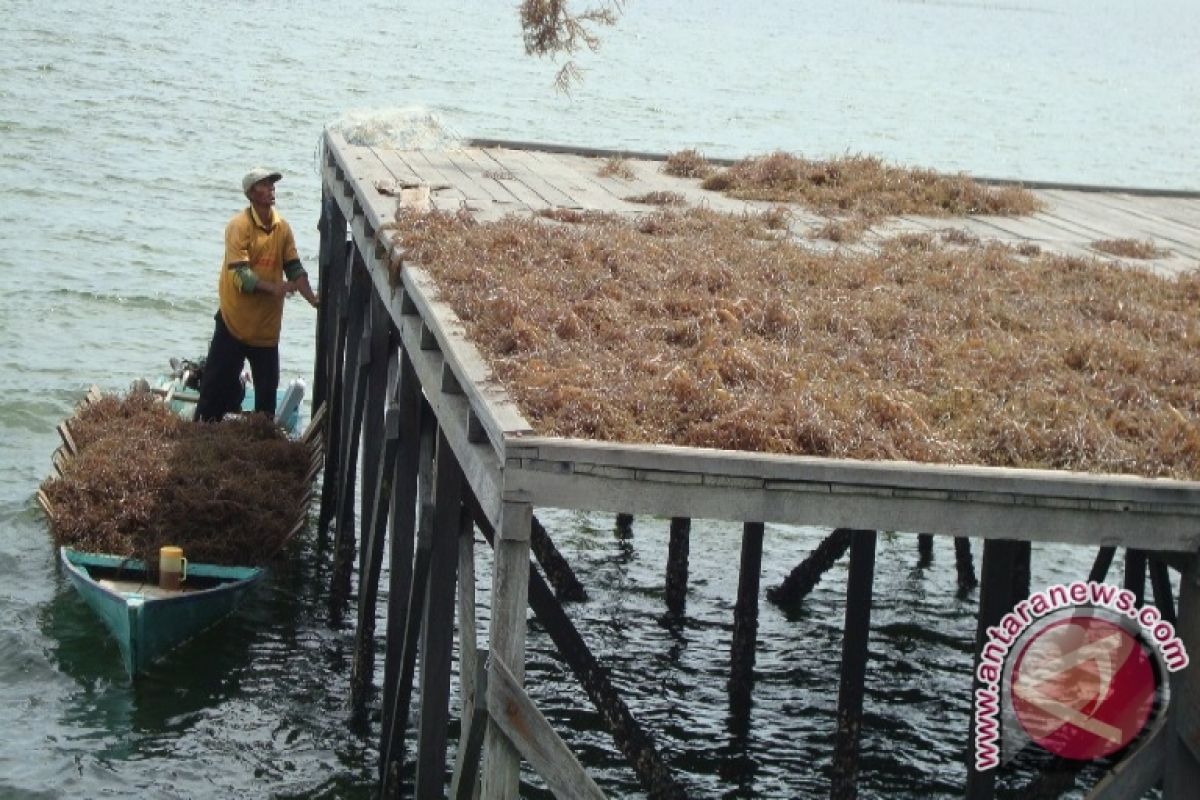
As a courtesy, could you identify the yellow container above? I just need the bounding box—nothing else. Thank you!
[159,545,187,591]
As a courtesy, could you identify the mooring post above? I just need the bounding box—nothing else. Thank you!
[414,429,463,798]
[767,528,853,612]
[665,516,691,616]
[379,348,422,754]
[1163,555,1200,800]
[479,500,533,800]
[965,539,1020,800]
[1124,549,1147,607]
[729,522,765,705]
[830,529,877,800]
[955,537,979,596]
[917,533,934,566]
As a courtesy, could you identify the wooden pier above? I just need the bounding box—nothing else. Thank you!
[314,128,1200,799]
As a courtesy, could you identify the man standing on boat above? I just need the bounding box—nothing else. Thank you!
[194,168,318,422]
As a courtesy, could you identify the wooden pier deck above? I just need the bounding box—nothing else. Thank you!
[314,130,1200,800]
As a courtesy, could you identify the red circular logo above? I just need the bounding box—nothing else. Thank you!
[1010,616,1156,760]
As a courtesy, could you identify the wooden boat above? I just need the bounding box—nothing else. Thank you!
[40,373,326,679]
[59,547,265,677]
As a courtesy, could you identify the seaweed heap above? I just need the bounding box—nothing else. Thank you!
[391,206,1200,480]
[673,150,1043,219]
[42,391,312,567]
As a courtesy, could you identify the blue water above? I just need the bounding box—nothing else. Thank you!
[1,0,1194,797]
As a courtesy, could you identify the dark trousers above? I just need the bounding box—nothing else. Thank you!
[194,311,279,422]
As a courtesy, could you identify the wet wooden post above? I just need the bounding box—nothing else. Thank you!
[615,512,634,537]
[1149,558,1177,624]
[379,402,437,798]
[457,502,480,748]
[767,528,853,611]
[955,537,979,595]
[350,301,399,711]
[917,533,934,566]
[965,540,1020,800]
[330,252,372,616]
[729,522,765,702]
[530,516,586,602]
[414,429,462,797]
[1125,549,1147,607]
[1089,546,1117,582]
[467,493,686,800]
[379,348,422,753]
[665,517,691,615]
[1012,541,1031,601]
[316,234,351,543]
[358,293,394,577]
[1163,555,1200,800]
[480,500,533,800]
[313,188,342,413]
[830,530,877,800]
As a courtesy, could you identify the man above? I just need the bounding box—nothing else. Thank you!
[194,168,318,422]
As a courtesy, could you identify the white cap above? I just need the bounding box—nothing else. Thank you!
[242,168,282,194]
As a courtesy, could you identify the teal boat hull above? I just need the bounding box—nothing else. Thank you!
[59,547,265,678]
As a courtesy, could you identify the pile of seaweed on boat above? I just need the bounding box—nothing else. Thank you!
[41,390,313,567]
[390,206,1200,481]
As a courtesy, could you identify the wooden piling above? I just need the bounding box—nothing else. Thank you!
[1150,558,1177,624]
[965,540,1020,800]
[665,516,691,616]
[1012,540,1031,601]
[379,349,423,762]
[467,494,687,800]
[955,537,979,596]
[729,522,765,702]
[615,512,634,537]
[531,515,586,602]
[1163,555,1200,800]
[1125,549,1147,607]
[414,429,463,798]
[316,237,350,543]
[830,529,877,800]
[917,533,933,566]
[767,528,853,612]
[1088,546,1117,583]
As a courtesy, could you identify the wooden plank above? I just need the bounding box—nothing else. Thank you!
[56,422,77,456]
[416,148,500,212]
[1084,714,1167,799]
[451,653,489,800]
[36,490,54,521]
[505,437,1200,510]
[503,464,1200,551]
[337,141,402,234]
[478,147,581,210]
[486,655,607,800]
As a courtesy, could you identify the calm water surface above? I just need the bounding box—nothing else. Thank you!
[1,1,1195,797]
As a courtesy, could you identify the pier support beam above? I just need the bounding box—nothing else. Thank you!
[830,530,877,800]
[531,516,586,602]
[1124,549,1147,607]
[955,537,979,596]
[665,517,691,616]
[1088,546,1117,583]
[917,533,934,567]
[615,512,634,537]
[767,528,853,612]
[729,522,765,707]
[480,500,533,800]
[316,237,351,544]
[1164,555,1200,800]
[965,539,1020,800]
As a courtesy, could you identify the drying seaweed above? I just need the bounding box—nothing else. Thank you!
[390,206,1200,480]
[598,156,635,181]
[42,392,312,568]
[624,191,687,206]
[663,149,715,179]
[1092,238,1166,260]
[700,151,1043,219]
